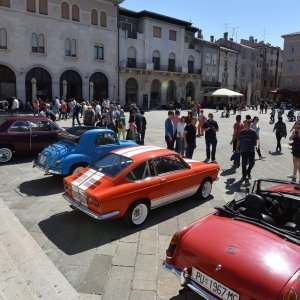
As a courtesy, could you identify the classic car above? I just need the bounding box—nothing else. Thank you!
[164,178,300,300]
[0,115,63,163]
[62,146,219,226]
[33,128,137,175]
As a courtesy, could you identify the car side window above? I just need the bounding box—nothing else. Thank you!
[96,133,117,145]
[8,121,30,132]
[125,160,155,181]
[30,120,53,132]
[153,155,188,175]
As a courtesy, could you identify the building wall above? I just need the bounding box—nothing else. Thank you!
[0,0,120,103]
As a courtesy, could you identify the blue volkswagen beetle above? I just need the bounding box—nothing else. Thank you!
[33,128,137,175]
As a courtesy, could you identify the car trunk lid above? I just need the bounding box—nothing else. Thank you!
[176,216,300,300]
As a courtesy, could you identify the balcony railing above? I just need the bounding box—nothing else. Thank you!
[160,65,182,73]
[125,62,146,69]
[202,81,221,87]
[188,68,202,74]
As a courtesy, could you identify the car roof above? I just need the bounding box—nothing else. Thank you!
[112,145,176,160]
[1,115,50,121]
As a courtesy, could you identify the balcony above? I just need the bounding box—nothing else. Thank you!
[202,81,221,87]
[188,68,202,75]
[160,65,182,73]
[126,62,146,70]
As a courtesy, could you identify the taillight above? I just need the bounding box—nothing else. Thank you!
[284,288,298,300]
[166,231,180,258]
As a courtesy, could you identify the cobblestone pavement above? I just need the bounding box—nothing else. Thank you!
[0,108,294,299]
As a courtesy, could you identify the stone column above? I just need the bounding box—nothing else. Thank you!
[62,80,67,100]
[31,78,37,101]
[89,81,94,101]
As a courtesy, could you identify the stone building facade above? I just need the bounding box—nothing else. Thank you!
[0,0,123,103]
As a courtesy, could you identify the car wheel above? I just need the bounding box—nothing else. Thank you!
[0,147,13,163]
[197,178,212,200]
[124,200,149,226]
[70,163,87,175]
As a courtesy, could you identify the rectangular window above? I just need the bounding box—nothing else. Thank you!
[153,57,160,70]
[127,58,136,68]
[188,60,194,73]
[71,39,76,57]
[39,0,48,15]
[0,0,10,7]
[168,59,175,72]
[94,46,103,60]
[65,38,70,56]
[169,30,176,41]
[27,0,36,12]
[38,34,44,53]
[0,28,7,49]
[121,22,132,37]
[153,26,161,38]
[31,33,38,52]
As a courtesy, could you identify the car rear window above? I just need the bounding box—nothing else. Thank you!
[91,153,133,177]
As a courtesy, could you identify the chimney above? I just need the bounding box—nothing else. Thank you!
[229,38,233,41]
[224,32,228,40]
[210,35,214,43]
[197,29,203,39]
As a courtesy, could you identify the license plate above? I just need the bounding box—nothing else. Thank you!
[72,191,86,205]
[39,154,47,165]
[191,267,239,300]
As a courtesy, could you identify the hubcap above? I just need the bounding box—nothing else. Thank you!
[0,148,12,163]
[132,204,148,225]
[202,181,212,198]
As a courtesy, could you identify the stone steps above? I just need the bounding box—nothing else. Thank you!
[0,197,79,300]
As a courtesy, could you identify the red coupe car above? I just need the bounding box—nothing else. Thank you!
[164,178,300,300]
[63,145,219,226]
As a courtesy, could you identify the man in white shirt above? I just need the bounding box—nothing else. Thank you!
[95,101,101,121]
[11,97,19,114]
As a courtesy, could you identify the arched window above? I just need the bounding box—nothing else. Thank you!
[31,33,38,52]
[0,28,7,49]
[152,50,160,70]
[0,0,10,7]
[168,53,175,72]
[27,0,36,12]
[100,11,107,27]
[93,43,103,60]
[39,0,47,15]
[91,9,98,25]
[71,39,76,57]
[65,38,70,56]
[127,46,136,68]
[38,34,44,53]
[188,55,194,73]
[72,4,79,21]
[61,2,69,19]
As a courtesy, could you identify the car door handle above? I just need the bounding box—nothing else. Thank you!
[161,178,167,183]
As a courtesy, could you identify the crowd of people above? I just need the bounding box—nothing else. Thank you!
[164,102,300,183]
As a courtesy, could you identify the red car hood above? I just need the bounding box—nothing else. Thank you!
[173,215,300,299]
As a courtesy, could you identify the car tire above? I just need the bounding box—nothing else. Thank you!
[197,178,212,200]
[124,200,149,226]
[0,147,13,163]
[70,163,87,175]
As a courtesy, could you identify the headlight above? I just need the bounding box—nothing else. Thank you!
[88,196,93,204]
[284,288,298,300]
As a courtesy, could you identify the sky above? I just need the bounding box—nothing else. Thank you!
[121,0,300,49]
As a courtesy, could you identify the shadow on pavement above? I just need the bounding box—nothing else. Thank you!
[18,175,64,196]
[3,154,36,165]
[220,167,237,177]
[224,177,248,195]
[170,287,201,299]
[38,195,212,255]
[268,151,284,156]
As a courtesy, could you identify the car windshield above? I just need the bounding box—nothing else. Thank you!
[91,153,133,177]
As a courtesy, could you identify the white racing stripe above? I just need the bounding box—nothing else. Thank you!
[72,169,98,187]
[114,145,158,155]
[78,172,105,191]
[123,146,164,158]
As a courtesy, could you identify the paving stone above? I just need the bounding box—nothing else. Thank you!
[102,266,134,300]
[130,290,157,300]
[138,229,158,255]
[158,218,179,236]
[78,254,113,295]
[113,242,138,267]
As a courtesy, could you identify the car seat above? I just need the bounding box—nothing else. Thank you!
[283,209,300,231]
[238,193,276,225]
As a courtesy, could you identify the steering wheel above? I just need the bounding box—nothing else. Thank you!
[264,191,288,217]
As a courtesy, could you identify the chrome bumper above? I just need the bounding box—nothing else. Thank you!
[163,262,218,300]
[62,192,120,220]
[33,161,61,175]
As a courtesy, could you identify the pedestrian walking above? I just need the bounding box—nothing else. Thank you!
[237,120,258,180]
[83,105,95,126]
[197,110,206,137]
[72,100,81,126]
[273,117,287,154]
[184,116,197,159]
[251,116,264,159]
[140,111,147,145]
[203,113,219,163]
[287,130,300,182]
[165,110,175,150]
[117,109,126,140]
[176,116,186,156]
[230,115,244,168]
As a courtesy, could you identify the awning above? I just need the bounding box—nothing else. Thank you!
[203,88,244,97]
